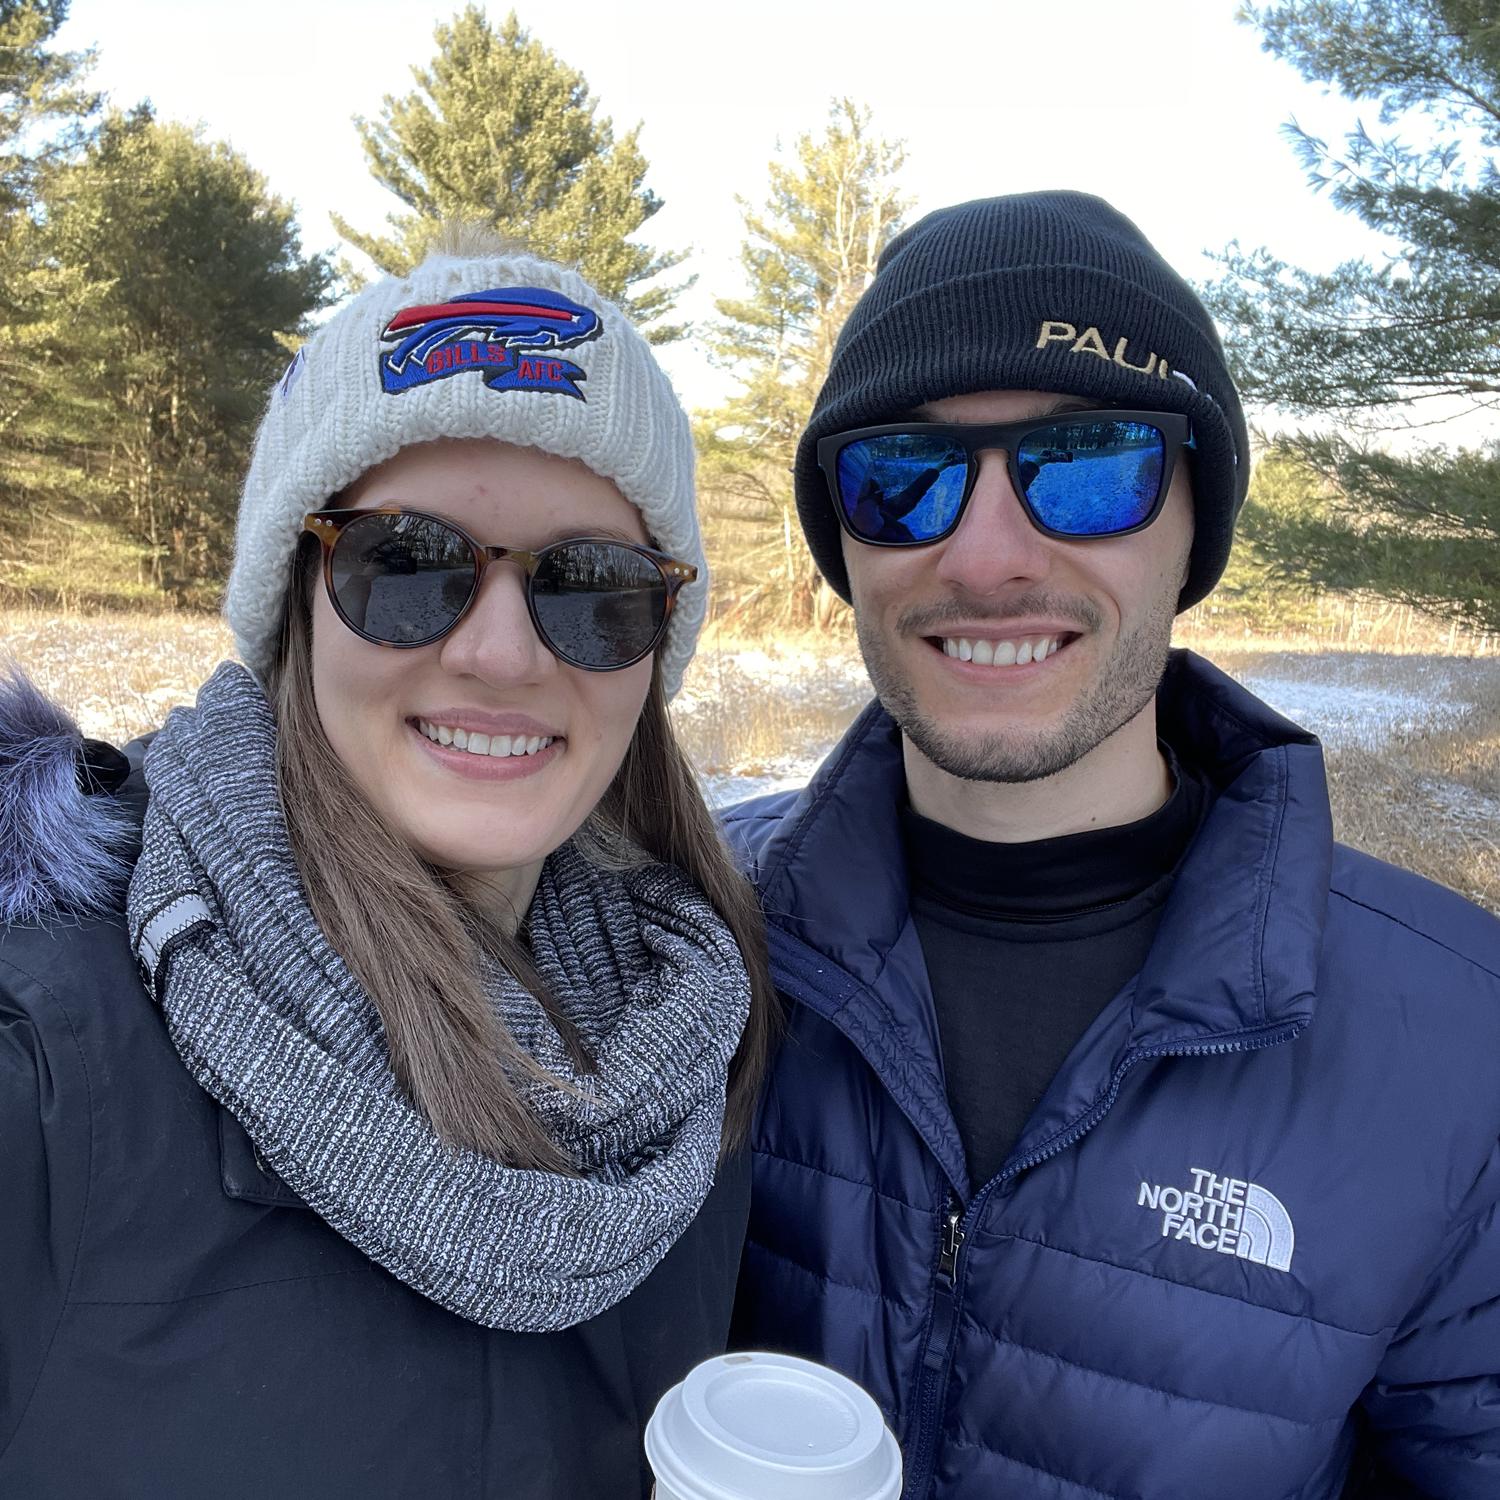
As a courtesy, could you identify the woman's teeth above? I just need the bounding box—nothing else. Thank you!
[941,635,1061,666]
[417,721,554,757]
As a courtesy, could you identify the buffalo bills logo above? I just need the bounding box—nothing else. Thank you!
[379,286,602,400]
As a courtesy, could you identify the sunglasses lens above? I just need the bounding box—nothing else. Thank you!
[834,434,969,543]
[329,511,475,644]
[532,542,667,668]
[1014,420,1166,536]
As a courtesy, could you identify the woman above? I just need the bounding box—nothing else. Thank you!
[0,232,775,1498]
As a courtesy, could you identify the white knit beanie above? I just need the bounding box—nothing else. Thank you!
[225,250,705,698]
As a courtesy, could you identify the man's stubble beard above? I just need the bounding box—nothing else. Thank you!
[854,585,1178,786]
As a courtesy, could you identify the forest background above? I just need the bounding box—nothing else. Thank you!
[2,0,1498,909]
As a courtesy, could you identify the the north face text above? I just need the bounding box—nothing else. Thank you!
[1138,1166,1295,1272]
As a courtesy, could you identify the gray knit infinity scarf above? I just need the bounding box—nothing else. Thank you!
[126,663,750,1332]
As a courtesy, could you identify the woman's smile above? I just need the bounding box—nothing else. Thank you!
[410,714,564,779]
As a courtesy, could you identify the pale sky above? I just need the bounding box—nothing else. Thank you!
[57,0,1433,422]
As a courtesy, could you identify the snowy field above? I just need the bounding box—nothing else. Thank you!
[1237,655,1481,750]
[674,641,1499,807]
[4,611,1496,906]
[3,613,1492,786]
[674,640,1499,909]
[673,645,874,806]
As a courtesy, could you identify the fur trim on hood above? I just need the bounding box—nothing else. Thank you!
[0,664,138,924]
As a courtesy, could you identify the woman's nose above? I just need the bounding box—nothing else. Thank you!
[933,451,1053,594]
[437,563,554,685]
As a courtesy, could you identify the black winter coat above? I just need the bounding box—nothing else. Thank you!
[0,773,749,1499]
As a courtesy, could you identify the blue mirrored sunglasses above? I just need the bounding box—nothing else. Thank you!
[817,410,1194,548]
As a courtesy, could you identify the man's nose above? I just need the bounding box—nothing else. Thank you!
[437,563,554,685]
[932,449,1053,593]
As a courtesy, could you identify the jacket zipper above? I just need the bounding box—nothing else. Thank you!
[938,1204,965,1281]
[899,1018,1306,1498]
[904,1197,965,1500]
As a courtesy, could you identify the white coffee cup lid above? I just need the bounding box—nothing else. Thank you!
[645,1352,902,1500]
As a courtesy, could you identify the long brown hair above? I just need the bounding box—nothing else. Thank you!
[270,544,776,1170]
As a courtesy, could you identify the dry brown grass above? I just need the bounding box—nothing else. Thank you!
[708,585,1499,657]
[1323,695,1500,913]
[671,641,870,780]
[5,605,1496,914]
[692,627,1500,915]
[1178,593,1496,658]
[1169,645,1499,914]
[2,605,232,742]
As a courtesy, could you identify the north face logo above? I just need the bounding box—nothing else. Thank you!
[1138,1167,1295,1273]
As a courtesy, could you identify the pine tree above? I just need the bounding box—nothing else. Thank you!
[0,0,94,213]
[333,6,688,340]
[698,99,908,626]
[32,108,334,601]
[0,0,103,588]
[1202,0,1500,632]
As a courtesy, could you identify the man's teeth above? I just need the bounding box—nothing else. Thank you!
[417,721,554,757]
[941,636,1061,666]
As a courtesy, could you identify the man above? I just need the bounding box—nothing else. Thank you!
[725,193,1500,1499]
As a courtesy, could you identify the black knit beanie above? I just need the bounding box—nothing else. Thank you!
[795,191,1249,611]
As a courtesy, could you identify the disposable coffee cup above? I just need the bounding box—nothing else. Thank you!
[645,1351,902,1500]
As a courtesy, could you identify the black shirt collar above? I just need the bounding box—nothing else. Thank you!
[901,745,1209,919]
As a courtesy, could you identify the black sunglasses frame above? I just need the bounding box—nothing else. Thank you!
[302,505,698,671]
[817,409,1194,549]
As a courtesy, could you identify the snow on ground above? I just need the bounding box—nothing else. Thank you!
[14,613,1488,813]
[687,644,1497,804]
[1236,652,1487,750]
[1415,777,1500,834]
[700,764,819,808]
[673,646,872,720]
[675,644,874,807]
[1237,675,1470,749]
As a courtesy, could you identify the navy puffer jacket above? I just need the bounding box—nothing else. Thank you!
[724,650,1500,1499]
